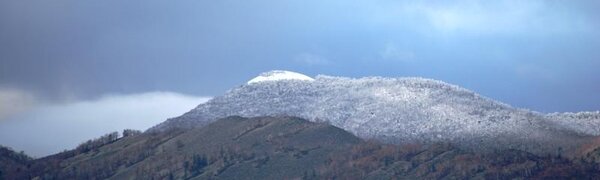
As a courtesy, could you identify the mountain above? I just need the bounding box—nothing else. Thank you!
[5,70,599,178]
[150,70,597,155]
[0,146,31,180]
[545,111,600,136]
[4,116,599,179]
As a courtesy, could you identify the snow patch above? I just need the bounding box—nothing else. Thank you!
[247,70,314,84]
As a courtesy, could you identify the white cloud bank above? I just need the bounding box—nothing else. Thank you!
[0,91,210,157]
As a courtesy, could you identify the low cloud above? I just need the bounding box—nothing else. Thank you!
[0,88,37,120]
[0,91,210,157]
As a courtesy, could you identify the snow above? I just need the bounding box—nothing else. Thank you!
[247,70,314,84]
[151,70,596,155]
[545,111,600,135]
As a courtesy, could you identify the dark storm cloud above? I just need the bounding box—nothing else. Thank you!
[1,0,600,112]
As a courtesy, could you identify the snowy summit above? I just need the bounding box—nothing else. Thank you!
[247,70,314,84]
[154,72,600,155]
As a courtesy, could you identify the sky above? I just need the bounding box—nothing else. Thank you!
[1,0,600,156]
[0,92,209,157]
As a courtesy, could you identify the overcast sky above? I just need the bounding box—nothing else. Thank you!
[1,0,600,156]
[0,92,210,157]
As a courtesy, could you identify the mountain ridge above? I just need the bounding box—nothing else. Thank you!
[150,71,599,155]
[4,116,600,179]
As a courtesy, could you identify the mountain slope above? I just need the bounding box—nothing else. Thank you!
[23,116,360,179]
[151,71,595,155]
[546,111,600,136]
[0,146,31,180]
[6,116,600,179]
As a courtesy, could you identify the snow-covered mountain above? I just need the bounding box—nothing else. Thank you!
[545,111,600,136]
[150,70,597,154]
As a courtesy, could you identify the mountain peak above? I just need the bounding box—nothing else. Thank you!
[247,70,314,84]
[153,72,598,155]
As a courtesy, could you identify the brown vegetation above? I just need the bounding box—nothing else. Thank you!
[2,116,600,179]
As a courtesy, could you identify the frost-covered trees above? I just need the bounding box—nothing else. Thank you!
[546,111,600,135]
[149,74,595,155]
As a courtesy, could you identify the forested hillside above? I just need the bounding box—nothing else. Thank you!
[2,116,600,179]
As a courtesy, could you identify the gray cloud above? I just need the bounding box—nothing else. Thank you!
[0,91,210,157]
[1,0,599,113]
